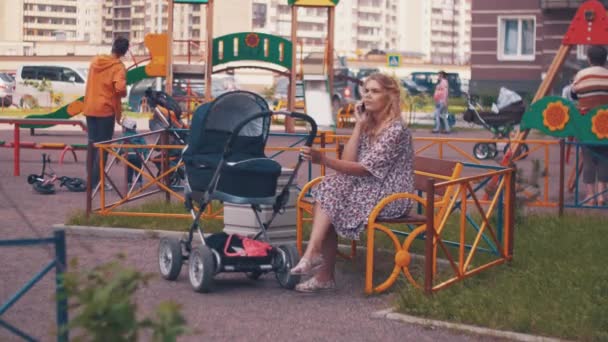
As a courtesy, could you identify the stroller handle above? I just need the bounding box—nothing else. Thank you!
[225,110,318,155]
[273,110,318,147]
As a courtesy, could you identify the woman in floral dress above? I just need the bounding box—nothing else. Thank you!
[291,73,415,292]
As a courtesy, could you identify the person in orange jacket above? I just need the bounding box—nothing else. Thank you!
[83,37,129,189]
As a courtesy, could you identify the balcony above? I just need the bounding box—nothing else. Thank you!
[540,0,608,9]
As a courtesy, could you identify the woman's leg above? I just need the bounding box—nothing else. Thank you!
[314,227,337,282]
[440,105,450,133]
[432,104,441,133]
[302,203,333,259]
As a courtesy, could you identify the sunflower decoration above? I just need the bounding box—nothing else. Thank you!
[542,101,570,132]
[591,109,608,139]
[245,33,260,48]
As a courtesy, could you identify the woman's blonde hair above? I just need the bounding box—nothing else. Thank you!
[361,73,404,139]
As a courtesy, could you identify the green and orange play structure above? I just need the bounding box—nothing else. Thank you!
[506,0,608,163]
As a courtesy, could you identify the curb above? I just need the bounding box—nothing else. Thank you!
[53,224,191,240]
[371,307,563,342]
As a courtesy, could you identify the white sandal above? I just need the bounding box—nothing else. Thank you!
[289,255,324,276]
[295,277,336,293]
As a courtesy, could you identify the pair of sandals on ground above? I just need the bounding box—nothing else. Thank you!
[290,255,334,293]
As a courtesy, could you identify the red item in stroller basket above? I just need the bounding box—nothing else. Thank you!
[223,234,272,257]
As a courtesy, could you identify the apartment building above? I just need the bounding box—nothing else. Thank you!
[469,0,606,97]
[101,0,251,55]
[0,0,78,42]
[251,0,400,55]
[400,0,471,65]
[79,0,103,44]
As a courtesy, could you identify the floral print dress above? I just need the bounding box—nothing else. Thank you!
[312,120,414,240]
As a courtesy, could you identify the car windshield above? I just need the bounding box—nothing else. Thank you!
[77,68,88,79]
[402,79,416,87]
[0,73,13,82]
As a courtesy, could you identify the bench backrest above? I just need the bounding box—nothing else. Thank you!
[413,156,462,196]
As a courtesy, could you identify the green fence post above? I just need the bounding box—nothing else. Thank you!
[54,230,68,342]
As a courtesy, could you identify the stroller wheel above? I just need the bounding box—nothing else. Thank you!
[504,143,529,160]
[488,143,498,159]
[473,143,493,160]
[158,237,183,281]
[275,244,300,290]
[33,181,55,194]
[189,245,215,293]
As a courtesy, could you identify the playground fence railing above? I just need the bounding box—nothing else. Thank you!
[0,230,68,342]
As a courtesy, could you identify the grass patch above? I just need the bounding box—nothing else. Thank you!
[66,200,224,233]
[396,213,608,341]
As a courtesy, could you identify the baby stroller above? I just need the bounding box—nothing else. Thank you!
[157,90,317,293]
[145,88,188,186]
[463,89,528,160]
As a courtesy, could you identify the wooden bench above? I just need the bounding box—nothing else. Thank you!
[295,156,463,294]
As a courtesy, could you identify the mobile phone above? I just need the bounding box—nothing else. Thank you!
[357,103,365,114]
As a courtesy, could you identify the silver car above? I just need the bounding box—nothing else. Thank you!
[0,72,15,107]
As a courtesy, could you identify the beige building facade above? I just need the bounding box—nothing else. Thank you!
[400,0,471,65]
[0,0,251,57]
[252,0,400,55]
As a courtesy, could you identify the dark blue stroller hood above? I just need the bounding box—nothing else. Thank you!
[183,91,281,198]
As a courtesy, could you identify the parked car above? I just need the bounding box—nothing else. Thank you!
[400,78,429,95]
[14,65,87,108]
[410,71,463,97]
[332,67,360,113]
[0,72,15,107]
[128,75,238,112]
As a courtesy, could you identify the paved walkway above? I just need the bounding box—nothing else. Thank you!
[0,123,512,341]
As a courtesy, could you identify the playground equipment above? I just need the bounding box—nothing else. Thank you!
[0,118,87,176]
[157,90,317,292]
[505,0,608,165]
[27,153,86,194]
[515,1,608,208]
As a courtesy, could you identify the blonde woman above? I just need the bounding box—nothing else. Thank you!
[291,73,415,292]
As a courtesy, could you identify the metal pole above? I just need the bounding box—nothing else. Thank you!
[327,5,335,123]
[86,142,93,218]
[54,230,68,342]
[166,0,174,96]
[13,123,20,176]
[285,4,298,133]
[156,0,162,91]
[424,178,435,295]
[559,139,565,216]
[205,0,214,102]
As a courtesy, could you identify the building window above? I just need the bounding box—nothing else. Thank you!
[252,3,267,29]
[497,16,535,61]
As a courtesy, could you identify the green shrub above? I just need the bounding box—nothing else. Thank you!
[63,255,189,342]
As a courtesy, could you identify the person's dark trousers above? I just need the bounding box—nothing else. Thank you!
[86,116,115,189]
[126,154,143,185]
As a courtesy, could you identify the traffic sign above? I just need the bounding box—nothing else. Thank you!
[387,54,401,67]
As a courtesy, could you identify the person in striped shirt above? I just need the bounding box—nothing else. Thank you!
[571,45,608,206]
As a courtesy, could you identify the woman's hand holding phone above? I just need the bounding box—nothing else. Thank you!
[354,102,367,123]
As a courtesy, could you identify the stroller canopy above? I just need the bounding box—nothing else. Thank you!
[186,91,271,157]
[183,91,281,199]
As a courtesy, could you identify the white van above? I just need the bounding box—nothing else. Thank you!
[14,65,87,108]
